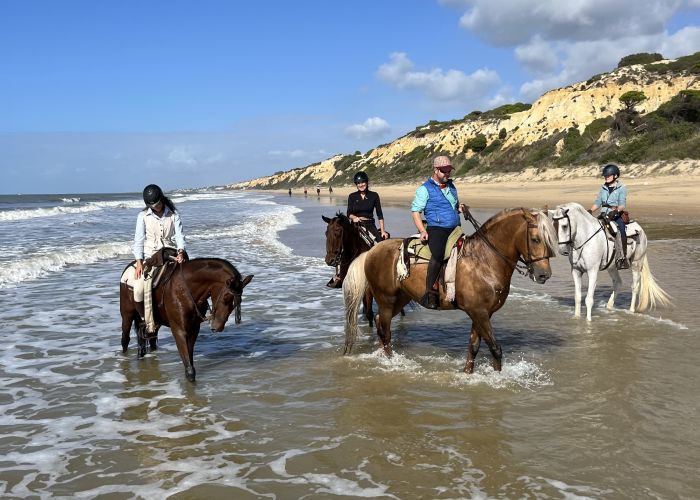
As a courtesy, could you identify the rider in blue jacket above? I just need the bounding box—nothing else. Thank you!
[411,155,466,309]
[590,164,629,269]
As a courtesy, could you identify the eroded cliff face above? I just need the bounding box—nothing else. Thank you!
[231,61,699,189]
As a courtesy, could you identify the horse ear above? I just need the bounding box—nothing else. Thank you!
[322,215,331,223]
[241,275,254,288]
[524,210,536,223]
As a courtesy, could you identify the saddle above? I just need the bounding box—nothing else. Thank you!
[402,226,465,262]
[397,226,465,302]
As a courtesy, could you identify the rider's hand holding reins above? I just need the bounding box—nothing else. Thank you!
[135,260,143,279]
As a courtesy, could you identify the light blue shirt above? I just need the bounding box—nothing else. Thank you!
[132,206,186,260]
[593,181,627,214]
[411,178,458,212]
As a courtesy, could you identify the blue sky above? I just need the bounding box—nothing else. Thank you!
[1,0,699,194]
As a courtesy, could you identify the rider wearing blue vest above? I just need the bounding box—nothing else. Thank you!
[590,163,629,269]
[411,155,466,309]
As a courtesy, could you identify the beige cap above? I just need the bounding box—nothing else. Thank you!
[432,155,452,169]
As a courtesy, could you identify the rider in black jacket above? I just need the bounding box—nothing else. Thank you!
[347,171,388,242]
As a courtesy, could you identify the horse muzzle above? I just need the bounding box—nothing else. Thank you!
[529,265,552,284]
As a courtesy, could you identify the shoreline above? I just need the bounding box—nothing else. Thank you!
[256,173,699,221]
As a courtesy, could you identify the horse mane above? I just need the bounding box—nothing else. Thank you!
[461,207,557,258]
[187,257,241,280]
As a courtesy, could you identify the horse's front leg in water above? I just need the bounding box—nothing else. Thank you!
[464,325,481,373]
[606,267,622,310]
[172,328,196,382]
[585,268,600,322]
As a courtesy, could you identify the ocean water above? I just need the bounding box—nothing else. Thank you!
[0,190,698,498]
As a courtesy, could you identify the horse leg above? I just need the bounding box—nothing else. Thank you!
[363,290,374,327]
[121,312,133,353]
[463,324,481,374]
[585,268,599,322]
[374,297,407,356]
[572,268,583,318]
[172,328,196,382]
[475,315,501,371]
[606,267,622,311]
[186,328,200,380]
[629,268,641,312]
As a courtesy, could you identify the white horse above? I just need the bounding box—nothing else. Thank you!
[551,202,671,321]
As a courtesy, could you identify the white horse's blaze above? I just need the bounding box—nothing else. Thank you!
[552,202,672,321]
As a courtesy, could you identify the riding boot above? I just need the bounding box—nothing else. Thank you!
[420,258,441,310]
[617,234,630,270]
[135,301,145,320]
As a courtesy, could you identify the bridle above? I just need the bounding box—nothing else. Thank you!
[463,208,552,277]
[327,220,344,267]
[552,208,612,269]
[552,209,604,251]
[175,268,242,324]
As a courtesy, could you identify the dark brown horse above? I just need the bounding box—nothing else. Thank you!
[120,258,253,382]
[343,208,557,373]
[322,212,376,325]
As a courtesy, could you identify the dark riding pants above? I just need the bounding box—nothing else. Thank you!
[426,226,453,293]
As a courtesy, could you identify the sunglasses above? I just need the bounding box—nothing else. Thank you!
[436,167,453,174]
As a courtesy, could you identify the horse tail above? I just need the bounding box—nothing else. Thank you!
[343,251,369,354]
[636,255,673,312]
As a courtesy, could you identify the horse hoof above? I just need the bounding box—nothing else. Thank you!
[185,369,196,382]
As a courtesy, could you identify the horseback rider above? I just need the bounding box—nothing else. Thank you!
[132,184,187,332]
[411,155,466,309]
[590,164,630,270]
[347,171,388,242]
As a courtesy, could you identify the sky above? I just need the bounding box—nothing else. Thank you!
[1,0,699,194]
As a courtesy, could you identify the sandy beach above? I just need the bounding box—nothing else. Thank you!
[268,162,700,221]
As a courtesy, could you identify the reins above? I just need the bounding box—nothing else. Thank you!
[463,208,546,276]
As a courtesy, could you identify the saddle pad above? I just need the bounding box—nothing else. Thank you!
[406,226,465,261]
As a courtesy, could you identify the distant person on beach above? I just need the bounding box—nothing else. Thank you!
[304,187,308,197]
[132,184,187,331]
[347,171,388,242]
[590,163,630,269]
[316,187,321,196]
[411,155,466,310]
[288,188,292,196]
[329,185,333,195]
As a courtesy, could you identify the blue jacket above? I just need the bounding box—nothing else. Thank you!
[418,178,460,228]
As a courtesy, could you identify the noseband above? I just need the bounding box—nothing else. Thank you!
[552,209,603,251]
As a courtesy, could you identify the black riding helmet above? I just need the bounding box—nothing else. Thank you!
[601,164,620,178]
[353,171,369,185]
[143,184,164,205]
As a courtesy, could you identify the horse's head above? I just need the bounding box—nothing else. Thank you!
[520,210,557,283]
[209,273,254,331]
[322,213,346,267]
[552,203,595,257]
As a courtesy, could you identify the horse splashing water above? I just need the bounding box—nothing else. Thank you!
[120,258,253,382]
[343,208,557,373]
[551,202,671,321]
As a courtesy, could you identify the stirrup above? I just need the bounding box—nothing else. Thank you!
[616,258,630,270]
[420,292,439,310]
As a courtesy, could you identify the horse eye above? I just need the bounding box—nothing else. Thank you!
[533,237,541,244]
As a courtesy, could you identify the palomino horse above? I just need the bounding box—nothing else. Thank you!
[343,208,557,373]
[120,258,253,382]
[551,202,671,321]
[322,213,374,324]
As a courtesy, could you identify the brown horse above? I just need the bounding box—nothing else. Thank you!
[120,258,253,382]
[323,212,384,326]
[343,208,557,373]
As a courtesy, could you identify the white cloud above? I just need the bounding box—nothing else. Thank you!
[457,0,679,46]
[345,117,391,140]
[377,52,500,104]
[515,36,560,75]
[688,0,700,7]
[659,26,700,58]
